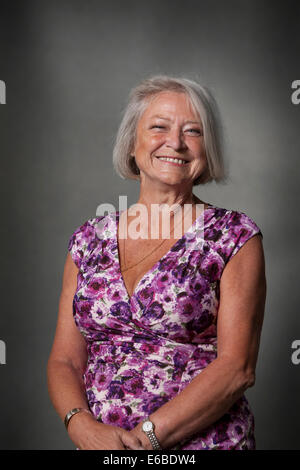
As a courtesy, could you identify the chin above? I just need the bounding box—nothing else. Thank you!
[155,176,187,186]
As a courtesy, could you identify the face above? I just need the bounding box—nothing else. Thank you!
[132,91,207,186]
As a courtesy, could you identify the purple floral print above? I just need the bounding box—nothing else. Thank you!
[68,204,263,450]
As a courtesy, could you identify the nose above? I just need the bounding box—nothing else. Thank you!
[165,127,187,150]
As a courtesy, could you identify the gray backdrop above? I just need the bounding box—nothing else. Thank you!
[1,0,299,450]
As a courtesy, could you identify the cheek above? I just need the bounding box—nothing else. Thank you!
[137,134,164,152]
[148,134,165,148]
[191,141,205,159]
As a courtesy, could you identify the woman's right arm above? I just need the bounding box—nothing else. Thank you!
[47,253,145,450]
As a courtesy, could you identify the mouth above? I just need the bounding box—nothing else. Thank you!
[155,156,189,166]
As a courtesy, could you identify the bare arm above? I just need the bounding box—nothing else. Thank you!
[47,253,90,421]
[47,253,144,450]
[130,233,266,449]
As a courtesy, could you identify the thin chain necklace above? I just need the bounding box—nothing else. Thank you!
[120,196,197,273]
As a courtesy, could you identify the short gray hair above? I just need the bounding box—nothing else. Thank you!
[112,75,227,185]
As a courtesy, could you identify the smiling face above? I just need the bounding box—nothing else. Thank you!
[132,91,207,187]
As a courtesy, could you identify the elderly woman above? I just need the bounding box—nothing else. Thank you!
[47,75,266,450]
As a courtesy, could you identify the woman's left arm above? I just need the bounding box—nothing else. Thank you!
[130,233,267,450]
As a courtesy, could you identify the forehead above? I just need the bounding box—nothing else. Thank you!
[141,91,200,120]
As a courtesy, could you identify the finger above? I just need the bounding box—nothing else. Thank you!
[121,433,144,450]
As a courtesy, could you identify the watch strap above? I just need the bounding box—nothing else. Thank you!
[142,418,162,450]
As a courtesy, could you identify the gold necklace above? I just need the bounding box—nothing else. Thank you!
[120,196,196,273]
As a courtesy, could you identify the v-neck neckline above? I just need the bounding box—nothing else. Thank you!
[114,204,216,302]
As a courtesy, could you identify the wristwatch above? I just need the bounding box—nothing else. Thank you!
[142,418,162,450]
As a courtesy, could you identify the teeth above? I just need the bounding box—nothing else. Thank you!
[157,157,187,165]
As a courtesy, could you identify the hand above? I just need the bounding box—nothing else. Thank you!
[126,423,152,450]
[67,411,145,450]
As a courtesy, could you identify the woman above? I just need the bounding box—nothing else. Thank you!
[47,75,266,450]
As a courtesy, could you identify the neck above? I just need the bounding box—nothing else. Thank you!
[120,184,206,240]
[134,180,199,214]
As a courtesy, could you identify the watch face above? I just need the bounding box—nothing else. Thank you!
[143,420,153,432]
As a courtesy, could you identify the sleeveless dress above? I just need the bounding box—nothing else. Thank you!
[68,204,263,450]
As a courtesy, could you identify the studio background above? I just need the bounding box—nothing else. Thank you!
[0,0,299,449]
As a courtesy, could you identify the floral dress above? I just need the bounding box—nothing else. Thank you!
[67,204,263,450]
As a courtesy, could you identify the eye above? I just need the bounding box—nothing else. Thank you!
[186,128,202,135]
[150,125,165,130]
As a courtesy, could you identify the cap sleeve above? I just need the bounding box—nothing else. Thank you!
[67,218,97,269]
[222,211,263,265]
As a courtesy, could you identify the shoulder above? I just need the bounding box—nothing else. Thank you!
[68,215,105,246]
[206,205,263,265]
[208,204,262,235]
[67,214,109,269]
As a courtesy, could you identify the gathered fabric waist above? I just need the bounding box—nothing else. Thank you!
[84,336,218,377]
[84,334,217,351]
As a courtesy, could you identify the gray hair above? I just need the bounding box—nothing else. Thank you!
[112,75,228,185]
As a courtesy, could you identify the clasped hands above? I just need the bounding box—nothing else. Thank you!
[67,410,153,450]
